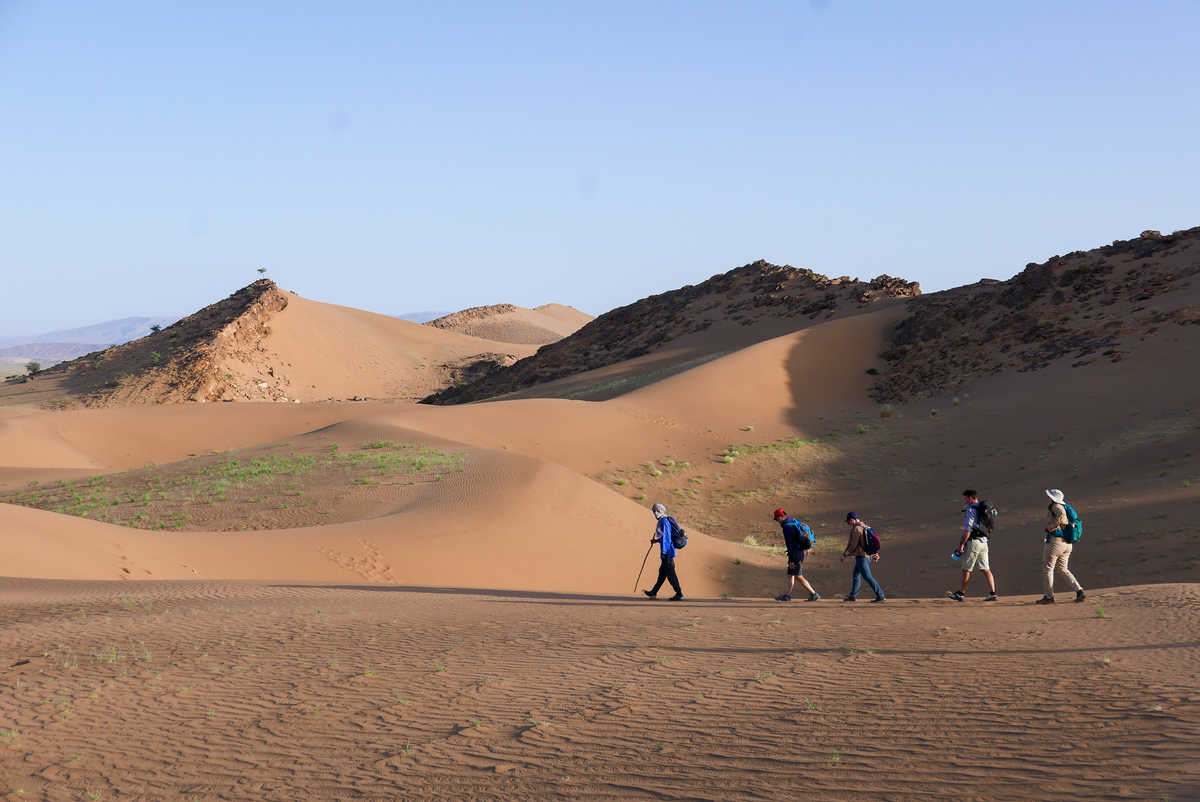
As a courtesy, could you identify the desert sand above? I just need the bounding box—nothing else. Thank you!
[2,238,1199,798]
[0,580,1195,800]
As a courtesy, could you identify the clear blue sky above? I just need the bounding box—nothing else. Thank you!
[3,1,1198,333]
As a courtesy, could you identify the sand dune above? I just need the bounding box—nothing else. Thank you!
[2,298,1198,599]
[427,303,592,345]
[0,416,767,596]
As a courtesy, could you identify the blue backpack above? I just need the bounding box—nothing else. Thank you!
[783,518,815,550]
[666,516,688,549]
[1060,504,1083,543]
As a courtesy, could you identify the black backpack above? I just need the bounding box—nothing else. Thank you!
[862,526,881,555]
[667,516,688,549]
[973,501,999,534]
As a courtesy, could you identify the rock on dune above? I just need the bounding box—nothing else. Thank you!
[873,226,1200,401]
[422,261,920,404]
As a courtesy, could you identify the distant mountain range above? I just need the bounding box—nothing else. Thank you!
[0,316,180,348]
[0,316,179,361]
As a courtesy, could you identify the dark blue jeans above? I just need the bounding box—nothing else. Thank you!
[849,556,884,599]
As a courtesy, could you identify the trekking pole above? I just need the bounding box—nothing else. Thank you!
[634,542,654,593]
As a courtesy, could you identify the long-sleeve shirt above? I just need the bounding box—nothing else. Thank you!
[655,516,676,558]
[780,518,809,557]
[844,524,868,558]
[1046,503,1068,539]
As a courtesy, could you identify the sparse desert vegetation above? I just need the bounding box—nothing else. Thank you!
[0,441,465,531]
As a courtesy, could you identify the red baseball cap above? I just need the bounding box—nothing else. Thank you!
[773,508,786,519]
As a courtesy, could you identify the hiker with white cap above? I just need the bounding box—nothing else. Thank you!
[643,503,685,601]
[1036,489,1086,604]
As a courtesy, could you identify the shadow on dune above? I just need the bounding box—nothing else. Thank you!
[269,584,666,603]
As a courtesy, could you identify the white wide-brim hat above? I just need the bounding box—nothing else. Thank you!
[1045,488,1065,504]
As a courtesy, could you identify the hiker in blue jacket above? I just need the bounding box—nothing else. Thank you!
[643,503,684,601]
[773,508,820,602]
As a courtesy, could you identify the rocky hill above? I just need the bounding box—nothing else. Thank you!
[422,261,919,404]
[872,227,1200,402]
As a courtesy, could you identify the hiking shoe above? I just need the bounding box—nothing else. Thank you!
[946,591,965,602]
[807,592,821,602]
[1035,595,1055,605]
[1075,589,1087,603]
[774,594,791,602]
[842,595,857,602]
[983,593,998,602]
[871,596,886,603]
[643,590,657,599]
[668,593,685,601]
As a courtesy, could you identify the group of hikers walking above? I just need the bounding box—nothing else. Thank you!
[641,488,1086,603]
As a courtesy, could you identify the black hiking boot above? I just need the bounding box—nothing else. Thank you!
[1075,589,1087,603]
[668,593,684,601]
[983,593,998,602]
[843,595,857,602]
[774,594,791,602]
[643,590,657,599]
[1035,595,1055,604]
[946,591,964,602]
[807,592,821,602]
[871,596,886,603]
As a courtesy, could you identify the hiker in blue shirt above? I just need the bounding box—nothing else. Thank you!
[643,503,684,600]
[772,508,820,602]
[947,490,998,602]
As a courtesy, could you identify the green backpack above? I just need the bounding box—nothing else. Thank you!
[1060,503,1083,544]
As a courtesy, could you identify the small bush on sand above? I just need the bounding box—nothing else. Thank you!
[879,404,894,418]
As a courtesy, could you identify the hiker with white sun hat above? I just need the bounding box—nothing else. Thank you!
[1036,488,1086,605]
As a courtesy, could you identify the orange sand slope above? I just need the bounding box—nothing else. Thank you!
[427,303,592,345]
[0,579,1195,800]
[252,295,539,402]
[0,414,767,594]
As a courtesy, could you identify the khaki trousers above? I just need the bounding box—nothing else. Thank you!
[1043,538,1082,597]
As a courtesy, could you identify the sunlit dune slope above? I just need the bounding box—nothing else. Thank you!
[0,281,537,408]
[0,419,764,594]
[426,303,592,345]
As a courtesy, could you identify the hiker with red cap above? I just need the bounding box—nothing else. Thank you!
[772,508,820,602]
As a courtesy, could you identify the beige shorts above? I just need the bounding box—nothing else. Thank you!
[961,538,990,572]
